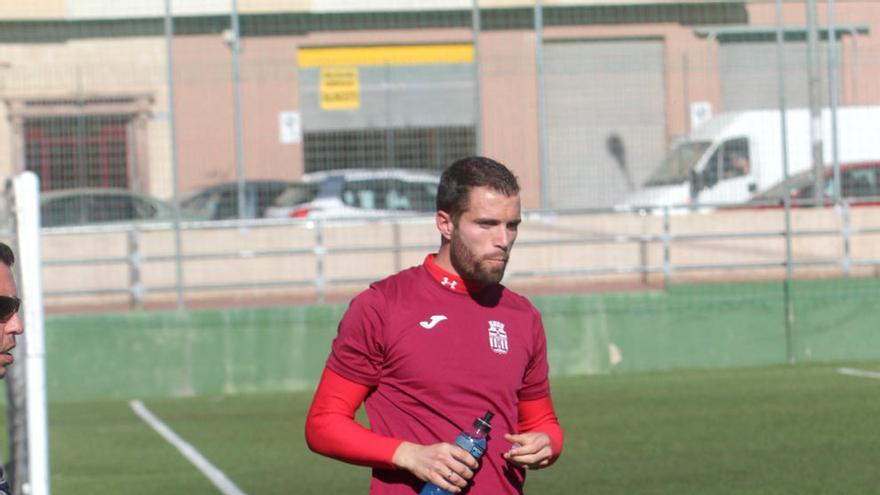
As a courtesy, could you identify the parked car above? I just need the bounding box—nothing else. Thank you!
[181,180,293,220]
[747,161,880,207]
[265,169,440,219]
[40,188,181,228]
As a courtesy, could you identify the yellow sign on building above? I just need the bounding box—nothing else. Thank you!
[320,67,360,110]
[299,44,474,67]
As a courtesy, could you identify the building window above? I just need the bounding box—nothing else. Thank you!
[5,94,153,192]
[303,126,475,173]
[25,115,130,191]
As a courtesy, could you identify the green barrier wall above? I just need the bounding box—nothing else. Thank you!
[40,278,880,402]
[44,306,343,402]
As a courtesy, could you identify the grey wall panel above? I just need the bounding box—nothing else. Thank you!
[719,41,839,112]
[300,63,475,131]
[544,39,667,208]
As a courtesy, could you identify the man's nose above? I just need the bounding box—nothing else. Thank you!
[6,313,23,335]
[493,226,512,249]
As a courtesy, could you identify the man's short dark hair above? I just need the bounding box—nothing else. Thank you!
[0,243,13,267]
[436,156,520,221]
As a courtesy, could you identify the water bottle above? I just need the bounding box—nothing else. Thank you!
[419,411,494,495]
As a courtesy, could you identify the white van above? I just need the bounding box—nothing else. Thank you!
[618,106,880,208]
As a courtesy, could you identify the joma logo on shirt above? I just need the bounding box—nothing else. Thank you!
[419,315,448,329]
[488,320,508,355]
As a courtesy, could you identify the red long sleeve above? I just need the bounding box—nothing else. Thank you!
[306,367,564,468]
[305,367,404,469]
[517,395,565,461]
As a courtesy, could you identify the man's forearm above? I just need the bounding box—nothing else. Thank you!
[517,395,565,461]
[305,367,403,468]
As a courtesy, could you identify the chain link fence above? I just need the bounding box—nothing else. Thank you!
[0,1,878,311]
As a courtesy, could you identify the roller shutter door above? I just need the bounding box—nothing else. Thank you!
[543,39,666,208]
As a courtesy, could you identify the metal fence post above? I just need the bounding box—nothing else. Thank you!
[314,219,326,303]
[783,192,795,365]
[806,0,825,202]
[840,200,851,278]
[828,0,841,202]
[392,219,402,274]
[776,0,795,365]
[662,206,671,289]
[128,227,143,310]
[638,211,648,285]
[164,0,186,310]
[472,0,482,155]
[230,0,247,221]
[534,0,549,209]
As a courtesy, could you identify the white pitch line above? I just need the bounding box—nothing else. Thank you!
[837,367,880,380]
[130,400,247,495]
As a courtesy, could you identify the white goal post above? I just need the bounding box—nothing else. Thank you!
[5,172,50,495]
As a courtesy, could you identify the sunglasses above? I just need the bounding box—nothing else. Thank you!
[0,296,20,323]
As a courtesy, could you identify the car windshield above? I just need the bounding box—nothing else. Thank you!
[339,178,438,212]
[273,183,320,207]
[181,191,213,214]
[644,141,712,187]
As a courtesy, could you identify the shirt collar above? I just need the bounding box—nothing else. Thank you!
[423,253,486,294]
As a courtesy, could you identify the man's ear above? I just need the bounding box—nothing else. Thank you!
[436,210,454,241]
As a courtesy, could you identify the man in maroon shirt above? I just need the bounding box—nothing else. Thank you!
[306,157,564,494]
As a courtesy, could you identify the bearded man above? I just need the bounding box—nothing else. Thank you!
[305,157,564,494]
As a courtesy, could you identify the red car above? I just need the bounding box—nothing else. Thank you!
[747,161,880,207]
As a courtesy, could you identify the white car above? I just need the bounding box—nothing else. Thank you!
[264,169,440,219]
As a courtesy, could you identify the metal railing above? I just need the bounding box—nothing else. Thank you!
[31,201,880,311]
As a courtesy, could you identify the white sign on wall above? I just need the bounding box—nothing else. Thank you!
[690,101,713,131]
[279,111,302,144]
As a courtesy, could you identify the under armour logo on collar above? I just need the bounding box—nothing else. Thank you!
[441,277,458,289]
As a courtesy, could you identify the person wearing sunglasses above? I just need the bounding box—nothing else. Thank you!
[0,242,23,495]
[0,243,22,378]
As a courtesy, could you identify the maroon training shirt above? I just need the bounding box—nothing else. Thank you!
[327,254,551,494]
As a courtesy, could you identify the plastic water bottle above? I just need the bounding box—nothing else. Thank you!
[419,411,494,495]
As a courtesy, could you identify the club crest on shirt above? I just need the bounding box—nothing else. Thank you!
[488,320,508,355]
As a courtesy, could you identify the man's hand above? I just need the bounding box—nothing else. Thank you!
[392,441,479,493]
[503,432,554,470]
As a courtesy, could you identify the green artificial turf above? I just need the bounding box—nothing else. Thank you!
[28,362,880,494]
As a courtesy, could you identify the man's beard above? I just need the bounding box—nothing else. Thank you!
[449,230,508,285]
